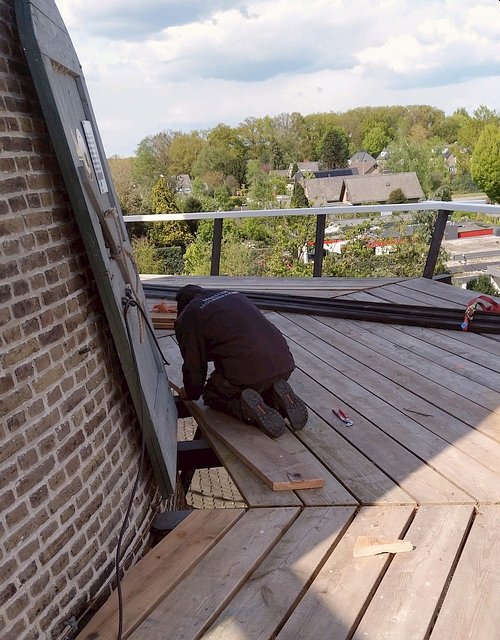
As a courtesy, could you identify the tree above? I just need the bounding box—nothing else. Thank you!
[147,177,193,250]
[470,124,500,203]
[131,237,166,275]
[466,275,498,297]
[362,125,392,158]
[290,183,308,208]
[387,188,407,204]
[132,131,176,209]
[318,126,349,169]
[168,131,205,175]
[108,155,143,215]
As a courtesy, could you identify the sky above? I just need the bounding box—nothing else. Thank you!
[55,0,500,158]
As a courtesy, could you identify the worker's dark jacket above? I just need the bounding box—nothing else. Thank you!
[174,290,295,400]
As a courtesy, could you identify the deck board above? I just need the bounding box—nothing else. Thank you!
[82,276,500,640]
[429,505,500,640]
[276,505,415,640]
[129,507,300,640]
[200,506,357,640]
[352,505,474,640]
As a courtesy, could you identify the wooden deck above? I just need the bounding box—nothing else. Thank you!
[81,276,500,640]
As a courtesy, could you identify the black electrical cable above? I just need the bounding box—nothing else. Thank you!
[113,291,170,640]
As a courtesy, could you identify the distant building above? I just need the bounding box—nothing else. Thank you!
[175,173,192,194]
[303,177,346,207]
[348,151,379,175]
[288,161,319,178]
[343,172,424,205]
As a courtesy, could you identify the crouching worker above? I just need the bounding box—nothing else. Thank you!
[174,285,308,438]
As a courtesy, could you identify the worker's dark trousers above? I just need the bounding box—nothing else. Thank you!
[202,369,293,422]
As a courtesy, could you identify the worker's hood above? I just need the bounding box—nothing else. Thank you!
[175,285,205,315]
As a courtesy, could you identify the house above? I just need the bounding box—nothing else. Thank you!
[175,173,192,195]
[288,161,319,178]
[343,172,424,205]
[442,148,457,175]
[348,150,379,175]
[295,167,358,182]
[303,176,346,207]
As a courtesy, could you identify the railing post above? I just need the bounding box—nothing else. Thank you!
[313,214,326,278]
[422,209,450,279]
[210,217,223,276]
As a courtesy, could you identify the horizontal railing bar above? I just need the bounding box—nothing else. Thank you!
[124,200,500,223]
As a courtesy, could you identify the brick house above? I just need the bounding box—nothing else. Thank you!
[0,1,180,638]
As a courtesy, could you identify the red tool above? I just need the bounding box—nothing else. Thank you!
[333,408,353,427]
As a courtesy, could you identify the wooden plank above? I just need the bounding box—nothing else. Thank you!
[313,315,500,459]
[294,410,416,506]
[286,311,500,435]
[289,367,472,505]
[200,506,357,640]
[272,313,500,502]
[324,313,500,415]
[267,429,357,505]
[429,505,500,640]
[189,408,326,491]
[201,429,303,507]
[352,536,413,557]
[129,507,300,640]
[160,338,328,493]
[76,509,244,640]
[142,275,407,292]
[352,505,474,640]
[277,506,415,640]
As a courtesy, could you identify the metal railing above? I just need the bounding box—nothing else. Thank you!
[124,201,500,279]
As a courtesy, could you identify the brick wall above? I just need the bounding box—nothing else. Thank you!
[0,1,173,637]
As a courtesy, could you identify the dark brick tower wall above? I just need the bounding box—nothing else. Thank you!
[0,1,169,637]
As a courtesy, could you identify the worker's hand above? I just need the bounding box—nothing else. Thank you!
[177,387,188,400]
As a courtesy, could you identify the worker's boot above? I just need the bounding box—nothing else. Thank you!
[271,379,308,431]
[240,388,286,438]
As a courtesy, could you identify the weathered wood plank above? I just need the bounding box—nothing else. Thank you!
[272,313,500,502]
[201,506,357,640]
[189,407,326,491]
[429,505,500,640]
[142,274,407,291]
[292,410,415,506]
[200,429,302,507]
[76,509,244,640]
[284,311,500,435]
[310,315,500,458]
[352,505,474,640]
[289,367,471,505]
[129,507,300,640]
[276,506,414,640]
[319,313,500,416]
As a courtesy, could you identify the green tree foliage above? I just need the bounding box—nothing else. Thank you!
[470,123,500,203]
[318,126,350,169]
[362,125,392,158]
[168,131,205,175]
[263,216,315,277]
[385,136,447,196]
[132,131,176,209]
[387,188,407,204]
[147,177,193,250]
[108,155,142,215]
[465,275,498,297]
[131,236,166,275]
[290,183,309,208]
